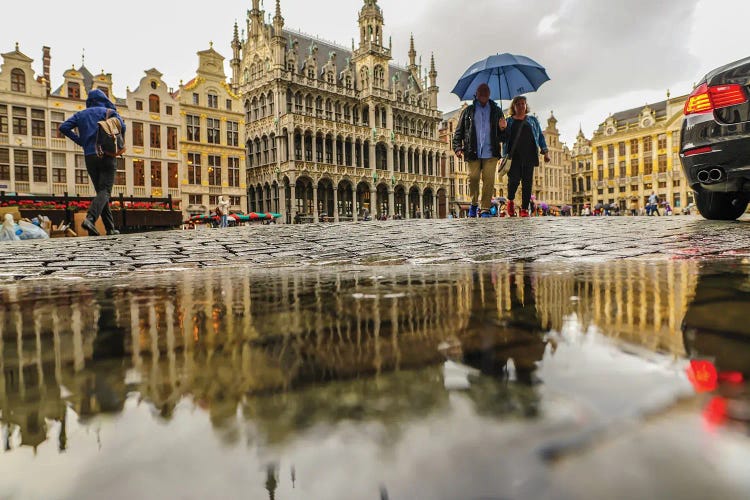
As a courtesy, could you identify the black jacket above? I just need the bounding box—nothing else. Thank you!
[452,100,505,161]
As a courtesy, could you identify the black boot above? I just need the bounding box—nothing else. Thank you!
[81,217,100,236]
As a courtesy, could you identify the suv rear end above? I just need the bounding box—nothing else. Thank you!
[680,56,750,220]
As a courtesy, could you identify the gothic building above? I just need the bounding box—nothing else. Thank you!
[235,0,451,222]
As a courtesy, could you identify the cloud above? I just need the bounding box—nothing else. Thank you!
[407,0,700,142]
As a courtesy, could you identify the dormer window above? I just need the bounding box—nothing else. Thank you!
[97,86,109,97]
[67,82,81,99]
[10,69,25,93]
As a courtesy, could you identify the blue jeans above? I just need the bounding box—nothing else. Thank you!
[221,215,229,227]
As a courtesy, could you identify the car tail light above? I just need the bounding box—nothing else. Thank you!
[685,83,748,115]
[683,146,713,156]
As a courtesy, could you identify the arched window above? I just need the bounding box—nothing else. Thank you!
[315,96,323,117]
[244,99,251,122]
[345,75,352,89]
[260,95,267,117]
[149,94,160,113]
[252,97,259,121]
[326,71,335,85]
[295,92,303,113]
[11,68,25,92]
[374,65,385,88]
[286,89,294,113]
[307,65,316,79]
[305,94,313,114]
[268,91,275,116]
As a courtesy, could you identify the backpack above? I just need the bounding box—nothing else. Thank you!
[96,109,126,158]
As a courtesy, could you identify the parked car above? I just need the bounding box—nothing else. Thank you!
[680,56,750,220]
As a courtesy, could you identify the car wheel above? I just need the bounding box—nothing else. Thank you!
[695,190,748,220]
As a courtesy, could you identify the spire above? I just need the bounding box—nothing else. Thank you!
[408,34,416,68]
[273,0,284,30]
[233,20,239,42]
[429,52,437,89]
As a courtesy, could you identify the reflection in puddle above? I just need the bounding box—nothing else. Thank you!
[0,260,749,498]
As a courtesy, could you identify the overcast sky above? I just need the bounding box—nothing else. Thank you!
[4,0,748,145]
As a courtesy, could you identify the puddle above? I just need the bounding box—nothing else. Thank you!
[1,260,749,499]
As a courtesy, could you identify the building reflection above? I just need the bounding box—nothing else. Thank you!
[0,259,704,452]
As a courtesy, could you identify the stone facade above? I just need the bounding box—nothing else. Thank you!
[176,46,246,216]
[570,127,593,214]
[0,44,184,207]
[235,0,451,222]
[590,93,693,213]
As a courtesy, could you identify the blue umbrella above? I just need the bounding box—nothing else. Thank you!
[452,53,550,102]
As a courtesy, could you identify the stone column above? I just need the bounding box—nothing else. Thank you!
[313,184,319,221]
[313,135,318,165]
[359,141,364,168]
[387,144,394,173]
[369,141,376,173]
[290,183,297,223]
[369,105,376,130]
[370,188,377,218]
[419,190,425,218]
[433,193,439,219]
[333,185,339,222]
[418,150,424,176]
[322,137,327,164]
[444,189,450,218]
[279,183,287,223]
[388,188,395,219]
[352,188,358,222]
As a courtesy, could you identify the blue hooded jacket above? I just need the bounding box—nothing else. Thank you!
[59,89,126,157]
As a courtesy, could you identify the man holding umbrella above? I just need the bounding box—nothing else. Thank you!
[452,83,505,218]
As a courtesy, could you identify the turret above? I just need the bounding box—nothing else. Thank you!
[231,21,241,91]
[428,53,438,109]
[249,0,263,39]
[408,34,417,69]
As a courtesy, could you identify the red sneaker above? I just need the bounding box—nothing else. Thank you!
[519,209,530,218]
[507,200,516,217]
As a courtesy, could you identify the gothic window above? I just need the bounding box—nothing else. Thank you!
[374,65,385,88]
[10,69,25,92]
[345,75,352,89]
[325,99,332,120]
[306,65,316,79]
[326,71,335,85]
[315,96,323,117]
[287,59,296,72]
[268,91,275,115]
[360,68,369,88]
[335,102,342,121]
[286,89,293,113]
[252,97,259,121]
[295,92,303,113]
[343,104,351,122]
[260,95,266,117]
[245,99,251,121]
[305,94,313,114]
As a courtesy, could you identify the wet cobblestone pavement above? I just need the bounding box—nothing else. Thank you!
[0,217,749,281]
[1,219,750,499]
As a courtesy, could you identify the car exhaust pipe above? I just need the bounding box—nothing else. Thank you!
[697,170,710,183]
[709,168,724,182]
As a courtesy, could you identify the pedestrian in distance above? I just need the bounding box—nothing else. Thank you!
[59,89,126,236]
[217,195,231,228]
[648,191,660,216]
[452,83,506,218]
[500,96,551,217]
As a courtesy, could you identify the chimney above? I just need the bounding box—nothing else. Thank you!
[42,46,51,94]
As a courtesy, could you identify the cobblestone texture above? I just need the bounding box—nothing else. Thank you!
[1,216,749,281]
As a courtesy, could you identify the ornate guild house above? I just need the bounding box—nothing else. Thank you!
[236,0,451,222]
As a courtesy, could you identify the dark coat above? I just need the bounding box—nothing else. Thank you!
[452,100,505,161]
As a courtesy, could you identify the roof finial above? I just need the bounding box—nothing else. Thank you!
[15,42,19,52]
[209,40,214,48]
[81,48,85,67]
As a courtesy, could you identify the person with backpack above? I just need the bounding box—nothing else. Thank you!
[59,89,126,236]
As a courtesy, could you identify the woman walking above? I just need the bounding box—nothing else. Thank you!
[499,96,550,217]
